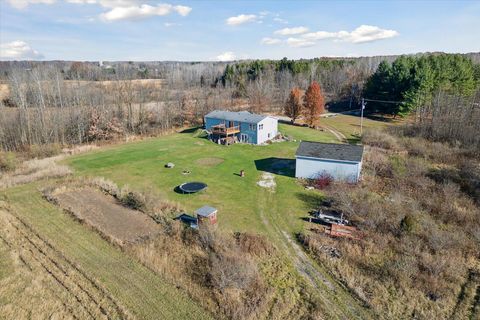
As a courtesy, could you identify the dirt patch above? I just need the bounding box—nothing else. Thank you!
[195,157,224,167]
[52,188,160,245]
[257,172,276,190]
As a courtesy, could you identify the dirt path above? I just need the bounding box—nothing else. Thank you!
[0,206,131,320]
[322,125,347,142]
[257,190,372,320]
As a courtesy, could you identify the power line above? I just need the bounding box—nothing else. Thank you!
[363,98,404,104]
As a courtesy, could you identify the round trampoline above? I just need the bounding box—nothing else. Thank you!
[178,182,207,194]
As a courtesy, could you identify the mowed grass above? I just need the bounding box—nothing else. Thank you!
[65,122,382,319]
[2,184,212,320]
[322,114,391,142]
[67,124,339,236]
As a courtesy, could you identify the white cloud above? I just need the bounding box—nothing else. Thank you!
[67,0,141,8]
[6,0,55,9]
[274,26,309,36]
[273,17,288,24]
[302,31,337,41]
[261,37,281,45]
[226,14,256,26]
[100,3,191,21]
[340,25,399,43]
[174,5,191,16]
[301,25,399,43]
[286,37,315,48]
[0,41,44,60]
[216,51,236,61]
[8,0,192,22]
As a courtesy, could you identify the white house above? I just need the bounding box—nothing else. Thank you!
[295,141,364,183]
[204,110,278,145]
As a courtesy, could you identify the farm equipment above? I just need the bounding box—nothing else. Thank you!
[311,209,348,225]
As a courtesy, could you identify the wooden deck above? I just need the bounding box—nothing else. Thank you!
[210,124,240,135]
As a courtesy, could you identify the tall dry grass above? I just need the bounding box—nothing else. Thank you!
[299,128,480,319]
[0,144,98,189]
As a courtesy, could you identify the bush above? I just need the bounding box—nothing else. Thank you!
[27,143,62,159]
[119,188,146,211]
[400,214,418,233]
[90,177,120,197]
[234,232,275,257]
[311,171,333,189]
[0,152,17,172]
[362,129,399,150]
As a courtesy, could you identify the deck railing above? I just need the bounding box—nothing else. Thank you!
[211,124,240,135]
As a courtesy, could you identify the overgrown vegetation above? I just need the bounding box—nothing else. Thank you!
[299,124,480,318]
[44,177,326,319]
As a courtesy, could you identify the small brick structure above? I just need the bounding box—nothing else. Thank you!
[195,206,218,225]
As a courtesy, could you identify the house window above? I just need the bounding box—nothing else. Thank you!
[268,133,271,138]
[259,124,264,130]
[249,124,255,130]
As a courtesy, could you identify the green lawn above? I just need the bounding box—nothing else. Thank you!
[321,114,390,142]
[67,123,338,236]
[2,184,212,320]
[65,122,378,319]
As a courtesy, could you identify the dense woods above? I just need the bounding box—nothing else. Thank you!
[364,54,479,116]
[0,52,479,152]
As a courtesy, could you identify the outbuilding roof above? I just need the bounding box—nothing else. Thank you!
[195,206,217,217]
[296,141,364,162]
[204,110,268,124]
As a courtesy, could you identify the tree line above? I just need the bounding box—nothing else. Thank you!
[364,54,480,116]
[1,53,479,152]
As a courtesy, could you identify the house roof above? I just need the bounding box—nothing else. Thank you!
[195,206,217,217]
[296,141,364,162]
[204,110,268,124]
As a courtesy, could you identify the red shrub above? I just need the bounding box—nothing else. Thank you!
[312,171,333,189]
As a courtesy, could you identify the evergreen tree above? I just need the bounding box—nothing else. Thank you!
[365,54,477,116]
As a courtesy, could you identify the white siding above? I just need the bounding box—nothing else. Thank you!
[295,156,361,182]
[256,117,278,144]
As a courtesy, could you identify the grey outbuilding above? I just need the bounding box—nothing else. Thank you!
[295,141,364,183]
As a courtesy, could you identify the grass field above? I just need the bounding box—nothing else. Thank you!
[1,185,212,320]
[0,119,388,319]
[321,114,392,143]
[67,123,339,235]
[65,122,387,319]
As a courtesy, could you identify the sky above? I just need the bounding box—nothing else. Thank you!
[0,0,479,61]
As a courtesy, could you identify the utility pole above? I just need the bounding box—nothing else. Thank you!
[360,98,366,135]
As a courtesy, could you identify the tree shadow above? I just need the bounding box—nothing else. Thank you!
[179,127,201,134]
[296,192,325,210]
[299,216,331,226]
[254,157,296,178]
